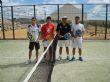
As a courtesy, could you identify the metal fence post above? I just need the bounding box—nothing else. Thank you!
[57,4,59,24]
[105,4,108,40]
[0,0,5,39]
[82,4,84,24]
[34,5,36,17]
[11,6,15,39]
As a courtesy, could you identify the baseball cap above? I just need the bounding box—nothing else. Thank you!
[62,16,68,19]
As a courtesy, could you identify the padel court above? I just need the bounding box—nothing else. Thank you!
[0,40,110,82]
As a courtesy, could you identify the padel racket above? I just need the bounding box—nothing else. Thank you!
[27,32,35,41]
[63,33,71,40]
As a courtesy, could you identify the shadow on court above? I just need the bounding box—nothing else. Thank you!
[0,62,34,69]
[55,59,70,65]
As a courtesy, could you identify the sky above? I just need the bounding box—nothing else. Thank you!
[1,0,110,20]
[1,0,110,6]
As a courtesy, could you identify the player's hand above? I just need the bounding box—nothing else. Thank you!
[36,40,39,43]
[59,35,63,38]
[74,36,77,38]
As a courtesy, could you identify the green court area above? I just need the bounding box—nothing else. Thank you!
[0,40,110,82]
[0,40,43,82]
[52,40,110,82]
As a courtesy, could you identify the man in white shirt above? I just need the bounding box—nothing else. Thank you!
[26,17,41,64]
[71,16,85,61]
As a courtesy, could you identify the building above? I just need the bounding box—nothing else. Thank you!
[51,4,87,22]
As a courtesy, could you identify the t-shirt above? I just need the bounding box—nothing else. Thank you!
[71,23,85,38]
[56,23,71,40]
[41,23,54,40]
[27,24,40,42]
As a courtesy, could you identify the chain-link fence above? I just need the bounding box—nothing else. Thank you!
[0,4,110,40]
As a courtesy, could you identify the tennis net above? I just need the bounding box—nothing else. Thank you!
[23,36,58,82]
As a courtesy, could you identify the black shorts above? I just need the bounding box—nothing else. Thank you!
[29,42,40,50]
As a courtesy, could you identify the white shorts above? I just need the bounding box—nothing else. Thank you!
[57,40,70,47]
[43,40,50,47]
[72,37,83,49]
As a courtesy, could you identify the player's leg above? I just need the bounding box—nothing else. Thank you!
[43,40,48,58]
[70,39,77,61]
[35,42,40,62]
[42,40,49,62]
[26,42,34,64]
[29,50,32,60]
[78,38,83,61]
[65,47,70,60]
[29,42,34,60]
[59,47,63,56]
[79,48,82,56]
[70,48,76,61]
[44,47,47,58]
[57,40,64,60]
[65,40,70,60]
[58,47,63,60]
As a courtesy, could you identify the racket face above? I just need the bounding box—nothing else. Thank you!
[75,29,81,37]
[28,33,35,41]
[64,33,71,40]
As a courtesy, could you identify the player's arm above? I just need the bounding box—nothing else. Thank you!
[38,26,41,40]
[56,24,60,35]
[56,24,63,38]
[81,24,85,37]
[41,25,44,40]
[27,25,31,38]
[52,25,55,39]
[71,24,76,38]
[68,24,72,35]
[36,25,41,42]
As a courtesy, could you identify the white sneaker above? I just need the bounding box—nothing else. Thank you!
[25,60,31,64]
[57,56,62,60]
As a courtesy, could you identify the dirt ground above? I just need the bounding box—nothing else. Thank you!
[0,26,110,39]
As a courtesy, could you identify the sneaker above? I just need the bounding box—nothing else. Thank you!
[79,57,83,61]
[25,60,31,64]
[57,56,62,60]
[66,56,70,60]
[70,57,75,61]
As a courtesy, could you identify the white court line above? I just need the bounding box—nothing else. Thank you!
[23,40,53,82]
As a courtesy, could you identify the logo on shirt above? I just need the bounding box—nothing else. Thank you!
[75,29,82,37]
[47,27,51,33]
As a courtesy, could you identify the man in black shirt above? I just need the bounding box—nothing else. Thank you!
[56,16,71,60]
